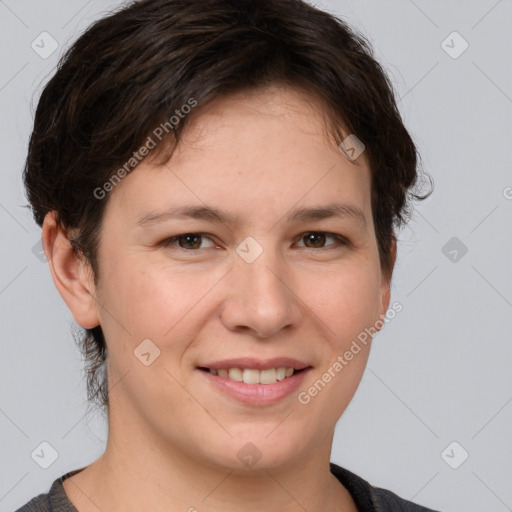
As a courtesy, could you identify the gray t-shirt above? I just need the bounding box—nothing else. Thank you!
[15,462,441,511]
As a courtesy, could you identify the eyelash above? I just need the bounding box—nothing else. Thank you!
[159,232,350,252]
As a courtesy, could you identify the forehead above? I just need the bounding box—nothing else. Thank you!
[177,84,343,155]
[106,85,373,228]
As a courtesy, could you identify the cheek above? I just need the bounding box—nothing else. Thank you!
[296,268,380,421]
[304,263,382,347]
[96,262,196,412]
[100,249,383,348]
[99,258,202,337]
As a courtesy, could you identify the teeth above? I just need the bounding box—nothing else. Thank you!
[276,367,286,381]
[209,367,297,384]
[259,368,276,384]
[228,368,243,381]
[243,368,260,384]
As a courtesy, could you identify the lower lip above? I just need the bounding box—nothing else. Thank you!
[197,368,312,406]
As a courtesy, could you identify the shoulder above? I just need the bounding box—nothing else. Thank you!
[370,486,441,512]
[15,470,81,512]
[330,462,442,512]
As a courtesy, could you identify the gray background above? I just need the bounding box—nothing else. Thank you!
[1,1,511,511]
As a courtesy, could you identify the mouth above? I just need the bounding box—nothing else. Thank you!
[196,362,312,406]
[197,366,307,385]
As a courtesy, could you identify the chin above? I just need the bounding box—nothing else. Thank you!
[201,427,306,473]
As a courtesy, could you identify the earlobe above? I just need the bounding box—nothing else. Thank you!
[42,211,100,329]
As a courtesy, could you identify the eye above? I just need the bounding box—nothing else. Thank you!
[295,231,349,249]
[160,233,216,250]
[159,231,349,252]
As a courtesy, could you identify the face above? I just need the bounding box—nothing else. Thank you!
[66,85,392,471]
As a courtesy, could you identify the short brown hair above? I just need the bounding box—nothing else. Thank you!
[23,0,432,416]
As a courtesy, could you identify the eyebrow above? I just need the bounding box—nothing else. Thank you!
[136,202,367,228]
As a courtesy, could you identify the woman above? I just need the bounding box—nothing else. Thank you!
[17,0,437,510]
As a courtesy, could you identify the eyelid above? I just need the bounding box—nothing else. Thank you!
[160,232,217,250]
[160,231,350,251]
[295,232,349,249]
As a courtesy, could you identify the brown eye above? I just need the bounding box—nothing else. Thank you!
[303,232,327,248]
[297,232,348,250]
[161,233,215,250]
[177,234,202,249]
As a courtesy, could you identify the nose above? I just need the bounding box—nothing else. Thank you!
[219,247,303,339]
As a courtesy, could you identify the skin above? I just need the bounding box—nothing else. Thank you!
[44,84,395,512]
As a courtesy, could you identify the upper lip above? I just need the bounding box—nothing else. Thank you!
[198,357,311,371]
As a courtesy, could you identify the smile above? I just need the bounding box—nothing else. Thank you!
[197,366,312,406]
[199,367,302,385]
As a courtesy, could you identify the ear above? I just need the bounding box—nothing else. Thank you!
[376,237,397,329]
[42,211,100,329]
